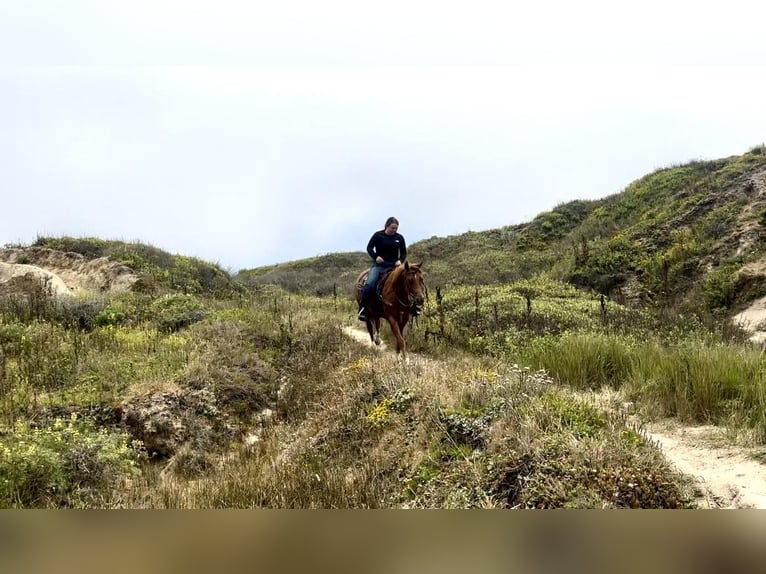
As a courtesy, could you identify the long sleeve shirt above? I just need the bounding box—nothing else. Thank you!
[366,230,407,263]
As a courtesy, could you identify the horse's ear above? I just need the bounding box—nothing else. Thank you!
[405,261,410,271]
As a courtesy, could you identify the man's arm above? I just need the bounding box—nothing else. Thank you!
[366,233,378,260]
[399,235,407,262]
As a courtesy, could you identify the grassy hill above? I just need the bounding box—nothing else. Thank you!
[238,144,766,315]
[236,251,370,297]
[3,144,766,509]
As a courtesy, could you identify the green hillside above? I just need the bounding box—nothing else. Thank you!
[237,251,369,297]
[238,144,766,315]
[3,144,766,509]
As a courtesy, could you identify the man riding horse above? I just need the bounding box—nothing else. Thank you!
[358,216,407,321]
[356,217,425,360]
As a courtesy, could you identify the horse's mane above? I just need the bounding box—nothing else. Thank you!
[381,265,406,299]
[356,263,421,306]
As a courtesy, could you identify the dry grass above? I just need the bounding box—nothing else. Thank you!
[121,327,693,508]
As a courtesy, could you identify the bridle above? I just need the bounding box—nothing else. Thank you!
[386,268,424,315]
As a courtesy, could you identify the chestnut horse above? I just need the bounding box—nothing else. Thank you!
[354,262,425,360]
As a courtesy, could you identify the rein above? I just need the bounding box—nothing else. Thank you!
[382,269,422,312]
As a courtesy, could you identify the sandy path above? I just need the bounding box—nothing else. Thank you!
[644,423,766,509]
[342,325,389,351]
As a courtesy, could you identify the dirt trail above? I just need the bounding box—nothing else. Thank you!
[643,422,766,509]
[342,325,766,508]
[342,325,389,351]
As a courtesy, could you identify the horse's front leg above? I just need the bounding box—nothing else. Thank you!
[374,317,381,346]
[387,316,407,360]
[399,315,412,361]
[398,314,410,336]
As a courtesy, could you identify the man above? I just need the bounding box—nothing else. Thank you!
[358,216,407,321]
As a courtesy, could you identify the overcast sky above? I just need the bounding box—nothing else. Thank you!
[2,1,766,272]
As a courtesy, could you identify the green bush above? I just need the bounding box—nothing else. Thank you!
[33,236,109,258]
[0,415,143,507]
[702,265,739,311]
[0,321,26,355]
[53,297,106,331]
[150,294,208,333]
[95,301,127,327]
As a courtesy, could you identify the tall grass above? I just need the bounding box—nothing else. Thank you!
[516,332,766,432]
[521,332,635,390]
[630,342,764,423]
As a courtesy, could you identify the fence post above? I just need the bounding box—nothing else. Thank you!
[436,286,445,337]
[474,287,481,335]
[333,283,337,311]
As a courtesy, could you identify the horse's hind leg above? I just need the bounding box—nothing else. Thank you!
[374,317,381,346]
[366,319,375,344]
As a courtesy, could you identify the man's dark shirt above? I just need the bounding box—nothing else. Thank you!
[366,230,407,263]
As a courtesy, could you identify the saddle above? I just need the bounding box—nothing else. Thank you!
[359,268,394,314]
[375,268,394,298]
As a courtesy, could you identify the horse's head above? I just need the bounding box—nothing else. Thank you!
[403,261,425,315]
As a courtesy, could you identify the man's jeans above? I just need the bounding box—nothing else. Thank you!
[361,262,394,306]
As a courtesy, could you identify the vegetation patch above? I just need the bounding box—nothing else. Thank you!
[0,414,143,508]
[150,294,208,333]
[4,146,766,507]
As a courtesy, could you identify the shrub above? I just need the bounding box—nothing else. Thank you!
[0,321,26,355]
[0,275,57,322]
[0,415,143,507]
[54,297,106,331]
[150,294,207,333]
[702,265,739,311]
[95,299,133,328]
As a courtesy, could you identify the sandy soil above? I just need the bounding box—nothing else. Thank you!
[733,294,766,344]
[342,325,389,351]
[732,249,766,344]
[0,261,73,297]
[0,248,138,295]
[643,422,766,508]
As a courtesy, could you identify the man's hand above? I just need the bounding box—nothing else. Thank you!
[376,256,384,264]
[394,260,402,267]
